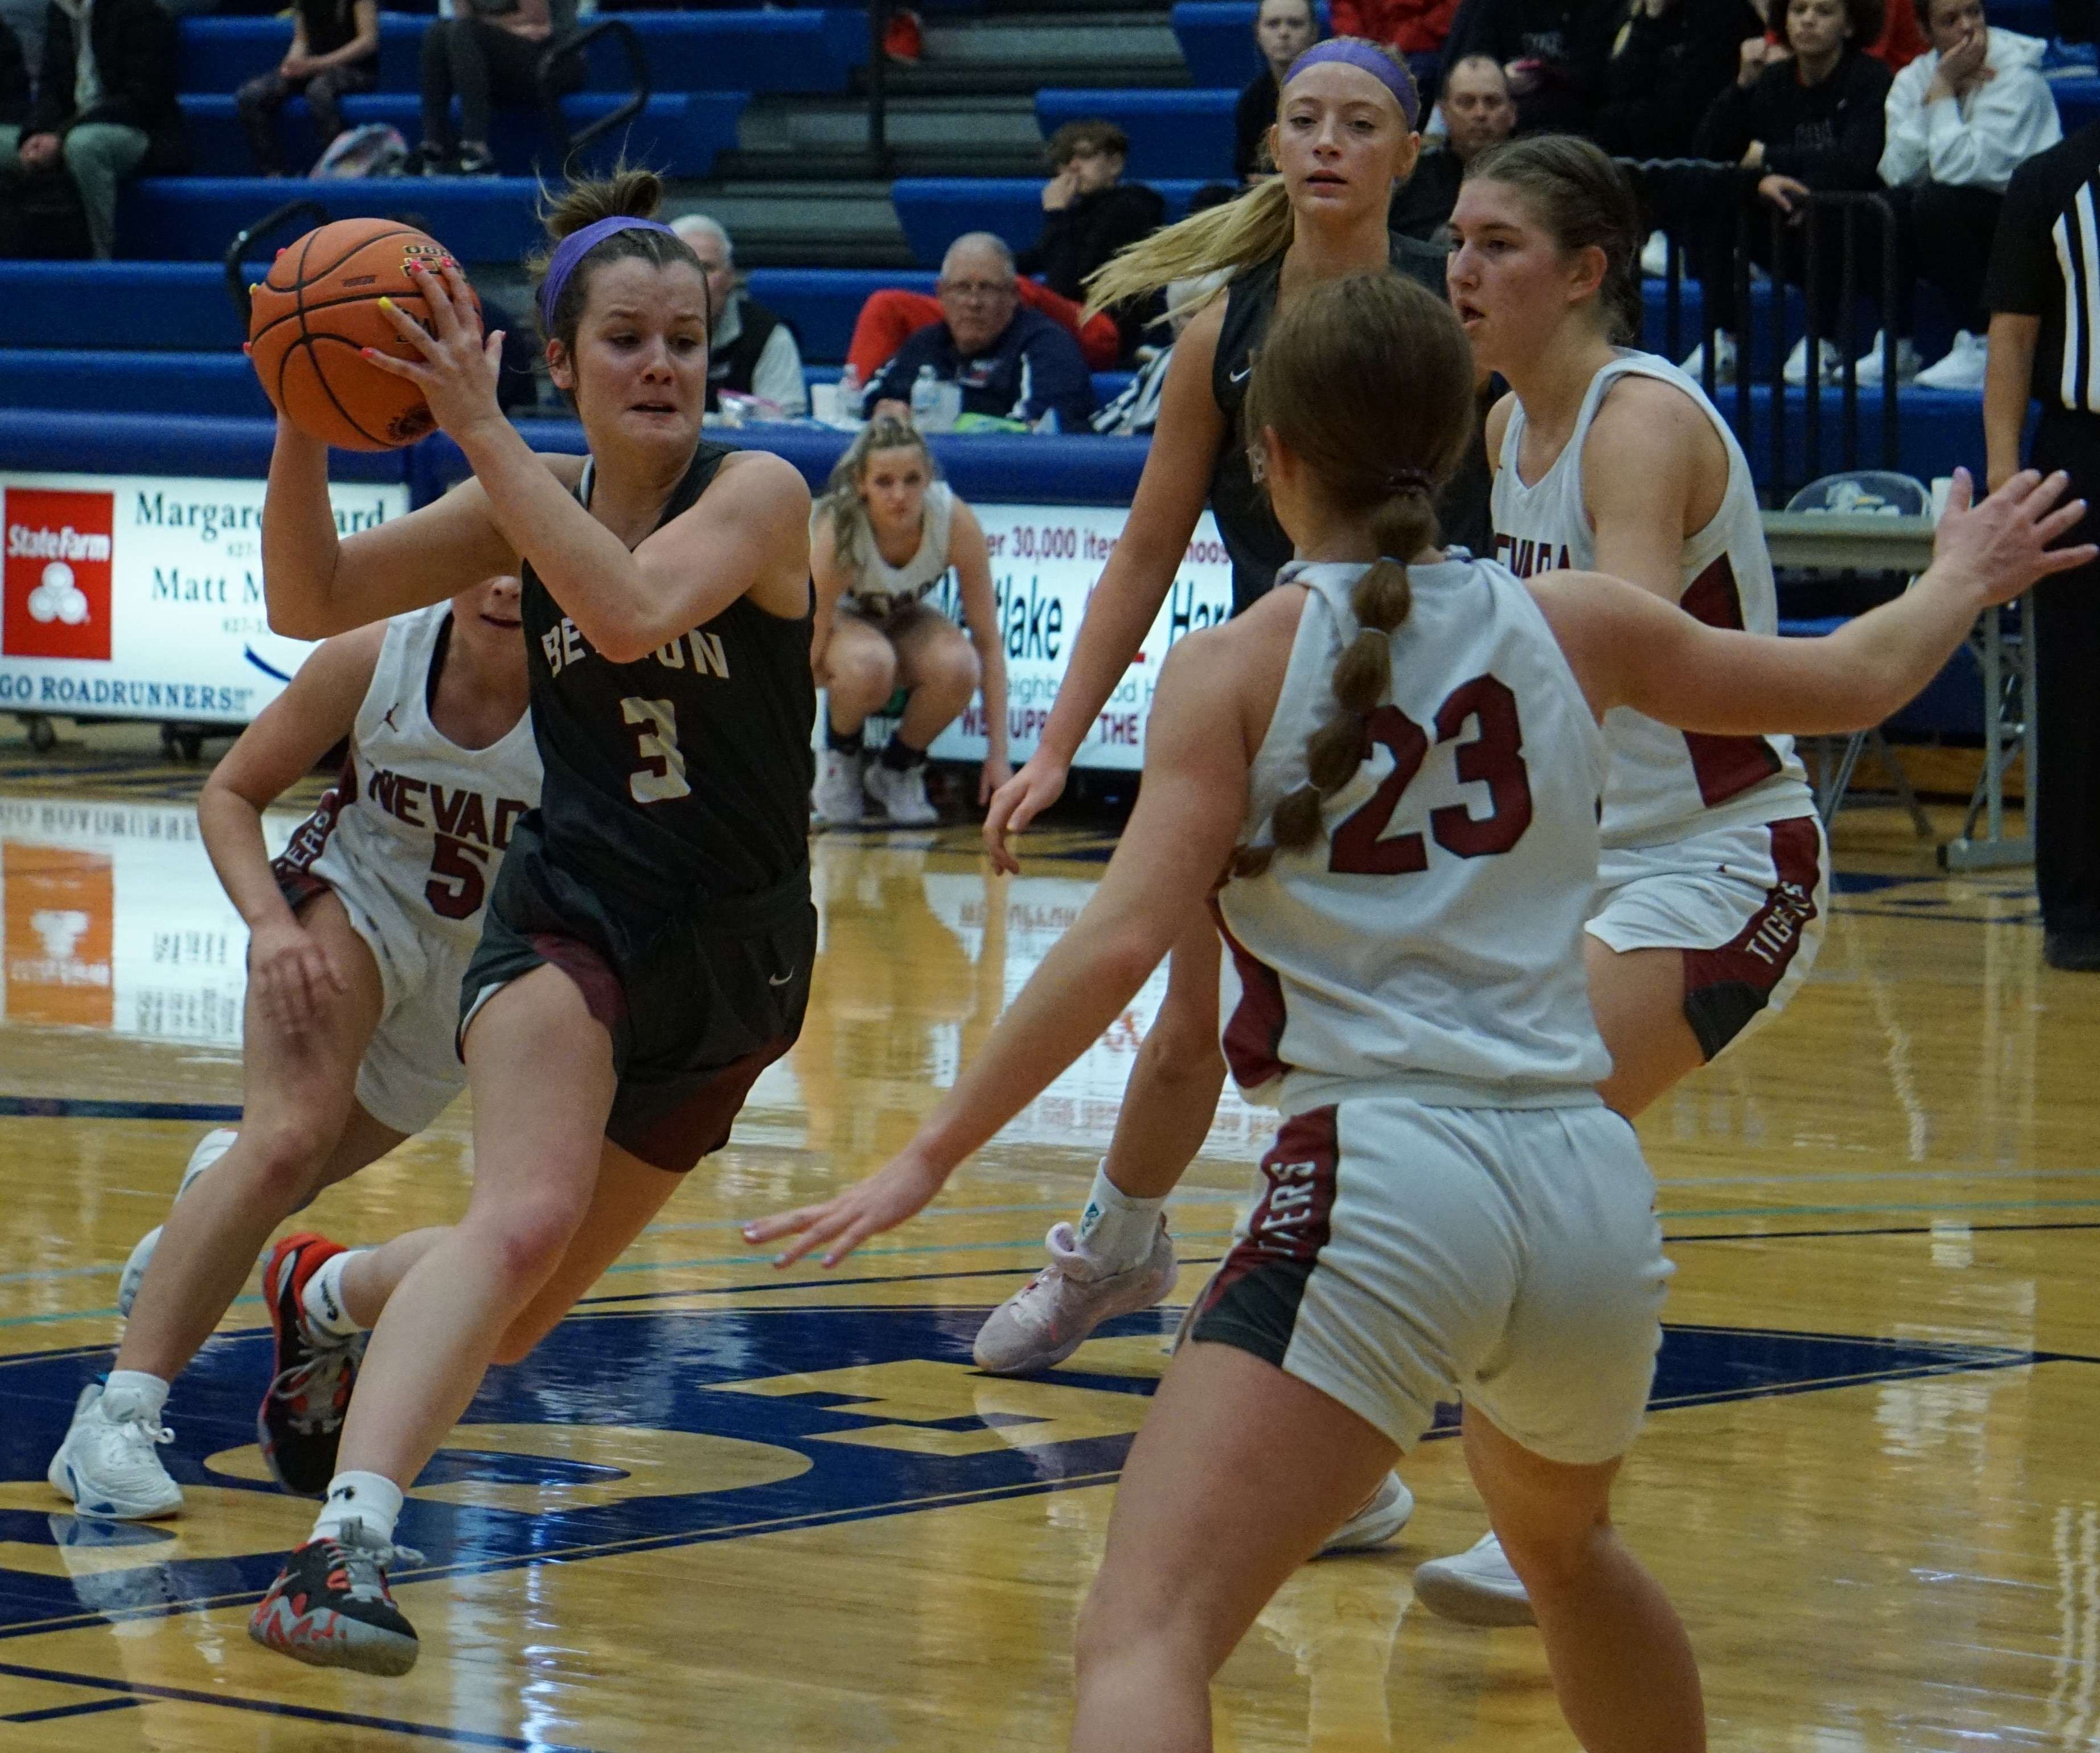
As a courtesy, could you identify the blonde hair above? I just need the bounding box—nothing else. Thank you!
[813,416,939,575]
[1083,38,1412,323]
[1231,273,1478,875]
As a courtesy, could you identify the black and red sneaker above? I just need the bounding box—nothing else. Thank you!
[248,1522,422,1676]
[258,1233,361,1497]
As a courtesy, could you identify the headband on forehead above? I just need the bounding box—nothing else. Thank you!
[1282,40,1421,128]
[538,216,682,327]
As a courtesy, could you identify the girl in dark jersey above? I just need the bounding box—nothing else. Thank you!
[244,169,816,1677]
[967,48,1466,1547]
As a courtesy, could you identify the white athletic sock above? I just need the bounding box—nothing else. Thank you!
[313,1471,403,1547]
[1073,1163,1166,1272]
[97,1370,169,1425]
[300,1249,366,1342]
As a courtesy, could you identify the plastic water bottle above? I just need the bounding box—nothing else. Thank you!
[909,364,942,431]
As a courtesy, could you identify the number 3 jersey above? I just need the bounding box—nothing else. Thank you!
[1214,558,1613,1113]
[521,444,815,903]
[281,600,540,960]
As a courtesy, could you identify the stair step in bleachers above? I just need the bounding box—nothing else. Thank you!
[179,91,745,179]
[1036,89,1235,182]
[891,177,1207,267]
[176,9,866,99]
[118,175,546,263]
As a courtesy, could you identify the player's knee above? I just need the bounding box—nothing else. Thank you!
[473,1197,587,1290]
[237,1124,333,1209]
[924,638,979,702]
[1498,1516,1614,1596]
[832,644,896,709]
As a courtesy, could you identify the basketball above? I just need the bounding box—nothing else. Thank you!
[247,218,481,453]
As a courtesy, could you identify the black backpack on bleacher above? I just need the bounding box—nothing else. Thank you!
[0,161,92,261]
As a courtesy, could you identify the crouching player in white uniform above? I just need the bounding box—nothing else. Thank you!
[746,272,2087,1750]
[48,576,540,1518]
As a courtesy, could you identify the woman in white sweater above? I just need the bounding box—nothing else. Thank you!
[1871,0,2060,388]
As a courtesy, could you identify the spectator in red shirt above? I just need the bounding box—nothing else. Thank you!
[1331,0,1461,58]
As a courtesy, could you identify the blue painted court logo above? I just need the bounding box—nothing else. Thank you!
[0,1306,2048,1641]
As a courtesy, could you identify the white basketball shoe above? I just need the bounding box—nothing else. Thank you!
[973,1221,1178,1375]
[811,749,865,829]
[118,1127,239,1318]
[48,1382,182,1521]
[1412,1531,1536,1626]
[1319,1471,1414,1553]
[863,760,938,826]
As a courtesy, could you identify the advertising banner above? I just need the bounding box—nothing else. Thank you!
[0,471,410,724]
[916,503,1235,772]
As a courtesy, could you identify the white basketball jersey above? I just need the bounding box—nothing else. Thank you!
[1490,350,1812,849]
[1214,558,1614,1112]
[283,604,541,954]
[821,482,956,619]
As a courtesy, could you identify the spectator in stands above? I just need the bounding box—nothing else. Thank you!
[1233,0,1318,182]
[1593,0,1765,159]
[1389,53,1515,240]
[667,213,809,419]
[1867,0,2059,388]
[414,0,582,177]
[845,276,1121,388]
[1982,113,2100,969]
[1019,120,1164,362]
[1689,0,1893,383]
[2,0,182,259]
[0,0,38,106]
[0,17,25,154]
[235,0,379,177]
[862,232,1098,431]
[1331,0,1460,90]
[1435,0,1622,133]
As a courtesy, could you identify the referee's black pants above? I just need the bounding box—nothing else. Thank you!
[2027,408,2100,944]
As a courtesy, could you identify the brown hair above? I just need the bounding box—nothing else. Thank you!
[1047,119,1130,167]
[1083,38,1414,323]
[527,167,708,361]
[813,416,940,575]
[1462,134,1644,345]
[1776,0,1884,50]
[1234,272,1478,871]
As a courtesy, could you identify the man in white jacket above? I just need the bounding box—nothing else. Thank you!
[1871,0,2061,388]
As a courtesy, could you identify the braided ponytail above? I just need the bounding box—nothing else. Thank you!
[1230,273,1476,876]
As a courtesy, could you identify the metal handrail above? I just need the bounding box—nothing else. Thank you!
[223,198,331,329]
[540,18,648,177]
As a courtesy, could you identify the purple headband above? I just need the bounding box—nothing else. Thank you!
[538,215,682,327]
[1282,40,1421,128]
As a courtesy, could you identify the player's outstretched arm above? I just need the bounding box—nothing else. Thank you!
[746,622,1259,1268]
[982,300,1226,871]
[1535,469,2095,735]
[199,624,384,1038]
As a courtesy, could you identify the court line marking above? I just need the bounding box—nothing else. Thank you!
[0,1658,604,1750]
[1,1693,142,1724]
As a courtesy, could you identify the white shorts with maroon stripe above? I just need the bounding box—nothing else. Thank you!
[1188,1096,1672,1464]
[1584,814,1829,1062]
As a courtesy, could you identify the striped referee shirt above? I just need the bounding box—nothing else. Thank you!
[1987,118,2100,414]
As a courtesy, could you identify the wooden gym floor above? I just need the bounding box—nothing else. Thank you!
[0,734,2095,1751]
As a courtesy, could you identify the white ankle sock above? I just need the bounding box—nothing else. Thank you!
[313,1471,403,1546]
[98,1370,169,1424]
[300,1249,365,1341]
[1074,1164,1165,1271]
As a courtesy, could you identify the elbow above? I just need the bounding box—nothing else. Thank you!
[265,601,335,642]
[577,607,662,667]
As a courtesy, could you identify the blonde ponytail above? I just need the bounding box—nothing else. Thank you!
[1083,175,1294,321]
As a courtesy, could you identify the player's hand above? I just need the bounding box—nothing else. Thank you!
[742,1150,950,1269]
[248,915,346,1041]
[1931,467,2095,607]
[982,750,1068,874]
[363,257,504,441]
[279,51,313,78]
[977,751,1013,808]
[19,133,60,170]
[1757,173,1812,218]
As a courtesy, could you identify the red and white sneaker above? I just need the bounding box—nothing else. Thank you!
[257,1234,362,1498]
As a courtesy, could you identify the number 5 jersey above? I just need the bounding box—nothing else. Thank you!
[1214,558,1613,1113]
[271,601,541,1132]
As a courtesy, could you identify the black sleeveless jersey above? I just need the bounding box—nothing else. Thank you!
[1207,231,1491,613]
[519,442,815,905]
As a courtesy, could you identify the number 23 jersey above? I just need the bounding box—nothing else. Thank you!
[1215,558,1613,1112]
[522,444,816,903]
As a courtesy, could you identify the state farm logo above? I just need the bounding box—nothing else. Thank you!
[3,488,113,661]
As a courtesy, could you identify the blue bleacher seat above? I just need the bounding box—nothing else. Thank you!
[892,178,1209,268]
[1036,89,1238,183]
[177,10,865,99]
[2050,71,2100,133]
[117,176,546,263]
[744,268,938,364]
[0,409,406,481]
[1170,2,1326,87]
[0,350,271,419]
[0,263,255,350]
[180,91,744,179]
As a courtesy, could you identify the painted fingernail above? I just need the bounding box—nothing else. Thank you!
[378,296,395,312]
